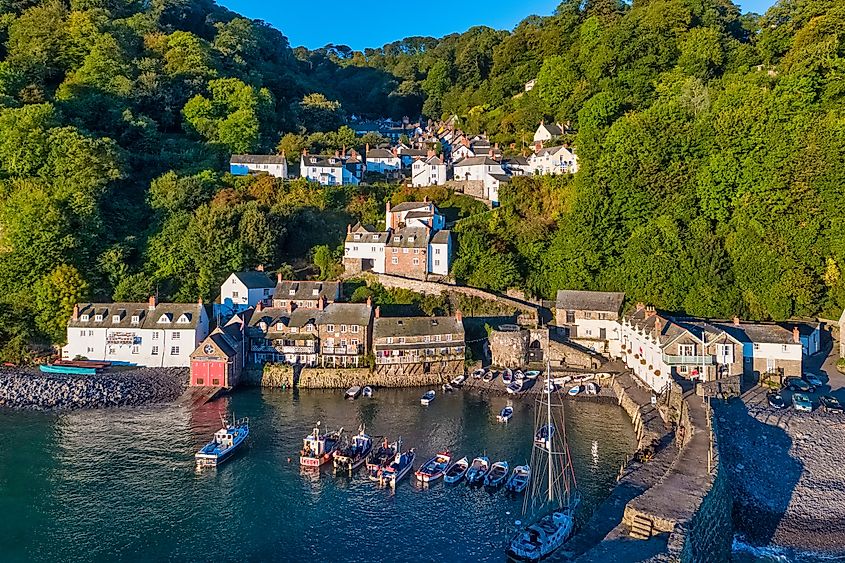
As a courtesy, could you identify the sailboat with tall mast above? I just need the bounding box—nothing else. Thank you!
[506,361,580,561]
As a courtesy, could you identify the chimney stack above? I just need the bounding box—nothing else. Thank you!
[366,296,372,308]
[366,143,370,154]
[423,196,428,203]
[277,272,283,283]
[302,148,308,156]
[375,306,381,319]
[455,310,463,323]
[72,304,79,322]
[732,316,740,326]
[318,296,326,311]
[286,300,294,314]
[256,264,264,272]
[793,326,800,344]
[392,147,398,157]
[645,306,656,318]
[148,295,157,310]
[385,200,391,214]
[198,297,203,306]
[347,224,352,233]
[256,301,264,313]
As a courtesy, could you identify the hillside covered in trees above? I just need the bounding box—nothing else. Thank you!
[0,0,842,360]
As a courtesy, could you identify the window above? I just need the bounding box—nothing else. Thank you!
[289,289,296,295]
[112,315,121,323]
[232,291,239,298]
[131,345,139,354]
[212,379,220,386]
[387,337,394,344]
[391,257,398,265]
[351,339,359,346]
[392,248,398,254]
[414,249,420,254]
[721,345,731,356]
[678,344,695,357]
[305,324,314,332]
[94,315,103,322]
[131,315,140,324]
[753,343,760,351]
[327,324,335,332]
[399,337,405,344]
[403,248,409,254]
[170,346,180,355]
[79,330,85,336]
[679,365,689,374]
[290,327,298,334]
[341,324,347,333]
[87,347,94,353]
[413,258,419,266]
[80,314,90,322]
[152,346,159,355]
[88,330,94,336]
[351,325,359,334]
[196,378,204,385]
[172,332,180,340]
[434,260,440,266]
[276,322,285,331]
[152,332,159,340]
[782,345,788,353]
[434,334,441,342]
[264,289,270,296]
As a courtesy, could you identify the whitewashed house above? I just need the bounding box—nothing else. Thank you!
[299,152,362,185]
[428,230,451,276]
[529,145,579,175]
[215,270,275,319]
[453,155,509,204]
[63,297,210,368]
[230,154,288,178]
[714,320,804,379]
[411,155,447,186]
[366,147,402,174]
[533,122,564,145]
[343,223,390,273]
[555,290,625,357]
[385,199,445,231]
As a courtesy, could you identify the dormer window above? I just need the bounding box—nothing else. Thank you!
[372,234,379,241]
[112,315,121,323]
[310,157,316,164]
[409,236,416,243]
[177,314,190,324]
[158,314,171,324]
[276,322,285,330]
[80,314,90,322]
[354,233,361,240]
[289,289,295,295]
[94,314,103,322]
[312,288,319,296]
[131,315,140,324]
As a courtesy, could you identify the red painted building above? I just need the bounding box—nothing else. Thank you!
[190,311,249,388]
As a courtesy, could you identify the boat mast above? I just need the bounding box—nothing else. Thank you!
[547,360,553,503]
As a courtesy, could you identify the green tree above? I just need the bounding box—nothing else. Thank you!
[34,264,90,343]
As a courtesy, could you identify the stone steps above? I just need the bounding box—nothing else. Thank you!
[629,514,655,539]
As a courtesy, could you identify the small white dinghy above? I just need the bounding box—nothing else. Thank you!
[345,386,361,399]
[442,383,454,393]
[484,461,509,487]
[506,464,531,493]
[444,456,469,484]
[451,374,467,387]
[497,406,514,423]
[568,385,581,397]
[524,370,540,380]
[585,382,598,395]
[362,386,373,398]
[420,390,436,405]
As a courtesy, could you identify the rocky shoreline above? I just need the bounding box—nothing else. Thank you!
[0,367,188,410]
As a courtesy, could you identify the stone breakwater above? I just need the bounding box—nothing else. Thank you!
[242,364,451,389]
[0,367,188,410]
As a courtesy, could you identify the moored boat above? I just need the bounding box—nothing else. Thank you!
[525,370,541,380]
[506,464,531,493]
[195,415,249,468]
[442,383,454,393]
[444,456,469,484]
[300,423,343,467]
[568,385,581,397]
[345,386,361,399]
[333,427,374,474]
[362,386,374,398]
[497,406,514,423]
[484,461,509,487]
[40,364,99,375]
[506,359,580,562]
[420,390,436,405]
[482,370,496,382]
[502,368,514,385]
[471,368,485,379]
[585,382,598,395]
[367,438,398,481]
[380,440,416,488]
[465,456,490,485]
[534,424,555,449]
[507,380,524,395]
[451,374,467,387]
[415,451,451,482]
[514,370,525,381]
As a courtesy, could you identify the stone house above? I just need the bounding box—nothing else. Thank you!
[316,301,374,368]
[385,227,429,279]
[343,223,390,274]
[373,309,465,377]
[247,301,320,366]
[63,297,209,368]
[229,154,288,178]
[272,278,340,309]
[555,290,625,358]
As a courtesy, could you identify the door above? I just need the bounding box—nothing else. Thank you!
[599,328,607,340]
[528,340,544,363]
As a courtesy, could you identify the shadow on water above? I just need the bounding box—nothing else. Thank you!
[715,397,803,549]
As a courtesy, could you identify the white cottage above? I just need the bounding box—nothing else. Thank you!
[411,155,447,187]
[365,147,402,174]
[453,155,509,204]
[216,270,275,319]
[529,145,578,175]
[229,154,288,178]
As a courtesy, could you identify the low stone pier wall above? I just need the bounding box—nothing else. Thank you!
[241,364,449,389]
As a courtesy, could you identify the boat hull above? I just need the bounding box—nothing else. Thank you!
[300,453,332,467]
[506,510,575,562]
[195,426,249,468]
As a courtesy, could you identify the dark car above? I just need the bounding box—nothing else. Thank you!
[767,392,787,409]
[819,395,844,414]
[803,373,824,389]
[784,377,812,393]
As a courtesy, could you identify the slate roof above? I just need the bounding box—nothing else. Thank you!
[318,303,373,327]
[490,173,511,183]
[536,146,574,158]
[713,322,799,346]
[367,148,398,159]
[346,223,390,243]
[374,316,464,339]
[232,271,275,289]
[454,156,502,167]
[556,290,625,313]
[230,154,287,165]
[391,201,431,212]
[538,123,563,137]
[430,230,451,244]
[248,307,320,336]
[274,280,341,303]
[69,302,204,330]
[302,155,343,168]
[386,227,429,249]
[404,210,434,220]
[505,156,529,166]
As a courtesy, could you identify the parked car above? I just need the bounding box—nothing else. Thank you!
[784,377,812,393]
[792,393,813,413]
[819,395,844,414]
[803,373,824,389]
[767,392,787,409]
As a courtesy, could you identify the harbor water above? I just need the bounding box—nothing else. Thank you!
[0,387,637,562]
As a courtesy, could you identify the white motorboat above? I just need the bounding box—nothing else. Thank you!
[585,382,598,395]
[497,406,514,423]
[506,464,531,493]
[362,386,373,397]
[420,390,436,405]
[345,386,362,399]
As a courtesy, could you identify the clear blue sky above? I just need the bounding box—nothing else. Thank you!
[219,0,778,50]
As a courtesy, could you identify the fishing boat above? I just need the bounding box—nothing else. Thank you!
[502,368,514,385]
[333,427,374,474]
[195,414,249,468]
[585,382,598,396]
[525,370,541,380]
[415,451,451,482]
[506,465,531,493]
[507,380,524,395]
[444,457,469,484]
[345,386,362,399]
[40,364,98,375]
[465,456,490,485]
[420,390,436,405]
[299,423,343,467]
[380,439,416,488]
[483,370,496,383]
[568,385,581,397]
[442,383,454,393]
[534,424,555,449]
[506,360,580,562]
[497,406,514,423]
[484,461,509,487]
[367,438,398,481]
[451,374,467,387]
[362,386,374,398]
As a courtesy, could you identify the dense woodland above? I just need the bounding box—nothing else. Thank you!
[0,0,842,360]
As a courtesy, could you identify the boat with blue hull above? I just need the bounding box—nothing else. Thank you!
[40,364,98,375]
[195,415,249,468]
[415,451,451,483]
[333,427,374,475]
[380,439,416,488]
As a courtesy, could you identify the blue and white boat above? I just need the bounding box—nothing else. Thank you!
[444,456,469,484]
[333,427,374,474]
[420,390,435,406]
[485,461,509,487]
[568,385,581,397]
[195,415,249,468]
[497,406,514,423]
[466,456,490,485]
[506,464,531,493]
[380,439,416,488]
[535,424,555,449]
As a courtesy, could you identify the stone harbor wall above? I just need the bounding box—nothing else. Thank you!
[697,375,741,399]
[0,367,188,410]
[489,328,528,367]
[549,339,601,370]
[242,363,448,389]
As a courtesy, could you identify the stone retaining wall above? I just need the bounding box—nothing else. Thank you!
[241,364,448,389]
[610,373,665,450]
